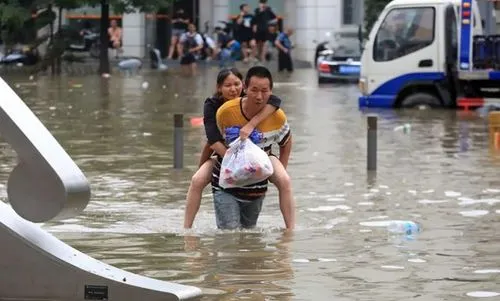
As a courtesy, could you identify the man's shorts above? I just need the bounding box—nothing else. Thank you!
[213,190,264,230]
[180,53,196,65]
[108,40,122,49]
[172,28,186,38]
[254,31,269,43]
[238,31,253,43]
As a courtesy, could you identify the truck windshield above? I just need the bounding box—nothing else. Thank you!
[373,7,435,62]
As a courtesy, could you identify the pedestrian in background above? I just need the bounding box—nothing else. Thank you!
[253,0,277,62]
[275,27,294,72]
[235,3,256,63]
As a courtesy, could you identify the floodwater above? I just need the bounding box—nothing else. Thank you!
[1,68,500,300]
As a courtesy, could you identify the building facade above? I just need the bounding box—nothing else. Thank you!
[65,1,500,63]
[67,0,363,62]
[198,0,364,62]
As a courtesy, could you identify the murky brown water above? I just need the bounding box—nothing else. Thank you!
[1,68,500,300]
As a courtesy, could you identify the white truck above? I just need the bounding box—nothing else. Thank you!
[358,0,500,109]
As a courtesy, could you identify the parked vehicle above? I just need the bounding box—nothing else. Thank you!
[358,0,500,109]
[0,46,40,66]
[314,32,334,67]
[66,29,100,58]
[317,39,362,83]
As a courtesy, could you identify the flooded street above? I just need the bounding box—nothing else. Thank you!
[1,68,500,300]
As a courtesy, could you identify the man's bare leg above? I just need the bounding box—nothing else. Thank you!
[190,62,197,76]
[176,43,183,60]
[167,36,178,59]
[242,42,249,63]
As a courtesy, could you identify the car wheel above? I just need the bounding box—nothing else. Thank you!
[400,92,442,109]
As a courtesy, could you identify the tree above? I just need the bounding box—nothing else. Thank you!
[0,0,38,47]
[364,0,391,37]
[0,0,84,74]
[1,0,174,75]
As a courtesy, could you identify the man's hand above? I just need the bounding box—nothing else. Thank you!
[239,122,256,140]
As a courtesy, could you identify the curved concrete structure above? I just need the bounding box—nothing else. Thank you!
[0,202,202,300]
[0,77,90,223]
[0,77,202,300]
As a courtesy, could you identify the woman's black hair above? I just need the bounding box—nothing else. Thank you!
[213,68,244,99]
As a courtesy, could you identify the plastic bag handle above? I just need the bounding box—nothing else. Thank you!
[228,137,242,148]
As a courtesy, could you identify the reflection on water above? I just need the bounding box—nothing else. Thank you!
[1,69,500,300]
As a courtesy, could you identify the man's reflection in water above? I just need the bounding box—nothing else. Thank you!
[184,231,294,300]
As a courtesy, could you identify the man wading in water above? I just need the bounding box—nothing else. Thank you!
[211,66,294,229]
[178,23,204,76]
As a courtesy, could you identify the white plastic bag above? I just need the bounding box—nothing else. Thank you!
[219,138,274,189]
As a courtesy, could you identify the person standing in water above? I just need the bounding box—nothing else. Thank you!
[167,8,190,60]
[275,27,294,72]
[178,23,204,75]
[236,3,256,63]
[211,66,293,229]
[183,67,295,230]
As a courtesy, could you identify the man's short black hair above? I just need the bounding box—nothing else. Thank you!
[240,3,247,11]
[259,0,268,4]
[245,66,273,89]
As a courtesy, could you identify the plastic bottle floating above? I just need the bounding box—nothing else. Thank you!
[387,221,420,235]
[394,123,411,133]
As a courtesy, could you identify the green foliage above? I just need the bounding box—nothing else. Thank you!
[0,3,31,28]
[0,2,31,46]
[54,0,86,10]
[34,7,56,30]
[1,0,43,45]
[364,0,392,37]
[1,0,175,45]
[2,0,174,74]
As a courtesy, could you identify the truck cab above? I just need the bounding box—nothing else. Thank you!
[358,0,500,109]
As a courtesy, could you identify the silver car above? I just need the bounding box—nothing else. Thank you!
[316,40,361,83]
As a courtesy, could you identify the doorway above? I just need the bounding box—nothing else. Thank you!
[155,0,199,58]
[172,0,199,29]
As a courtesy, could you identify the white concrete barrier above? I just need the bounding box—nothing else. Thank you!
[0,77,90,223]
[0,202,202,300]
[0,76,202,300]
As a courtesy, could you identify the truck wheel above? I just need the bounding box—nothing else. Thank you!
[400,93,441,109]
